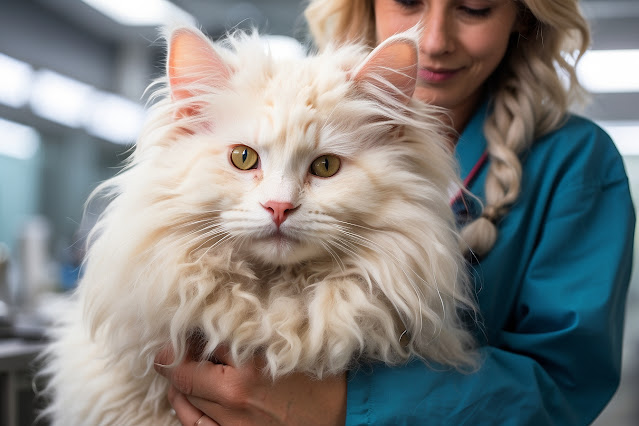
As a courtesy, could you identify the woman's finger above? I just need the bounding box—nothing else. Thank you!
[186,394,239,425]
[156,346,235,403]
[207,345,234,366]
[168,385,220,426]
[154,344,175,369]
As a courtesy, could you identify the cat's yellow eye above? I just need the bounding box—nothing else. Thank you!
[310,155,340,178]
[230,145,259,170]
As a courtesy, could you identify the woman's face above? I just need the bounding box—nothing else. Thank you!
[374,0,519,128]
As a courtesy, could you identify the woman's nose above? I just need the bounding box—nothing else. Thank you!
[420,11,455,55]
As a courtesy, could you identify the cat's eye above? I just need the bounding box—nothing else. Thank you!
[230,145,259,170]
[310,155,340,178]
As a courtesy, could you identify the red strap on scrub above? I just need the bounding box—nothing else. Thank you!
[450,151,489,206]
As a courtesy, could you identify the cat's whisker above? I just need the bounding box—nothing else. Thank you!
[172,215,224,230]
[334,220,443,303]
[173,218,224,236]
[319,240,346,272]
[190,220,226,236]
[194,233,235,264]
[125,225,213,283]
[324,236,430,338]
[163,223,223,249]
[335,224,433,288]
[174,228,224,252]
[336,227,429,287]
[332,225,447,334]
[163,218,224,242]
[336,234,432,337]
[140,220,227,270]
[126,228,220,289]
[332,219,378,234]
[187,228,231,257]
[328,238,362,262]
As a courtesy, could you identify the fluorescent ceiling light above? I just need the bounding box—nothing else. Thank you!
[598,121,639,156]
[82,0,194,26]
[27,68,146,144]
[0,53,33,108]
[29,70,94,128]
[0,56,147,145]
[0,118,40,160]
[85,91,146,145]
[578,50,639,93]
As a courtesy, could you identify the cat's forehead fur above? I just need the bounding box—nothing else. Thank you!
[201,34,372,156]
[221,33,364,102]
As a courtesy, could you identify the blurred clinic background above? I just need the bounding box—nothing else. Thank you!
[0,0,638,425]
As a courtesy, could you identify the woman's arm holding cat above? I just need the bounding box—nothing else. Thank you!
[154,346,347,426]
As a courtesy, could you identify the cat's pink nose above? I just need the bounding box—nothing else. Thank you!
[262,201,296,227]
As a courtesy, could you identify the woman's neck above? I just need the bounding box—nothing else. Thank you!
[443,91,485,148]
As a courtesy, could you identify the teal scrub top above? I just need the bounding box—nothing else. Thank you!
[345,102,636,425]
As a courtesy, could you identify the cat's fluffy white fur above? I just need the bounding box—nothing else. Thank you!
[40,24,477,425]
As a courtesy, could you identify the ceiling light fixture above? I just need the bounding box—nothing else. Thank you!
[578,49,639,93]
[29,70,94,128]
[84,91,146,145]
[0,53,147,145]
[81,0,194,26]
[0,53,33,108]
[0,118,41,160]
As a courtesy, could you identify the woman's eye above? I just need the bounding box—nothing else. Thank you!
[230,145,259,170]
[394,0,421,8]
[310,155,341,178]
[459,6,492,18]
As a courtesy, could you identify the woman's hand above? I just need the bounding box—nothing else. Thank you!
[154,346,347,426]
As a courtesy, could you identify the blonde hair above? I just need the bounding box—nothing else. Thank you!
[305,0,591,258]
[305,0,376,48]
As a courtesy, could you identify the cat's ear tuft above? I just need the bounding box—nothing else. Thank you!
[352,31,419,105]
[167,27,231,116]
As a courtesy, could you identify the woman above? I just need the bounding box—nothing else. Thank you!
[155,0,635,424]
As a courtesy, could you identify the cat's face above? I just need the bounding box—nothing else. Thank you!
[163,78,397,265]
[146,28,434,266]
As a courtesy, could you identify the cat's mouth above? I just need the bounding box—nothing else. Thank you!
[263,229,298,245]
[248,227,313,264]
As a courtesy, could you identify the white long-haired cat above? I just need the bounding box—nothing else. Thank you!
[40,24,477,425]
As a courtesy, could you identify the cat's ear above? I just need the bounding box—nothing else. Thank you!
[352,31,418,105]
[167,27,231,116]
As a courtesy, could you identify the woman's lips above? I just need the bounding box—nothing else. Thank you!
[418,67,461,82]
